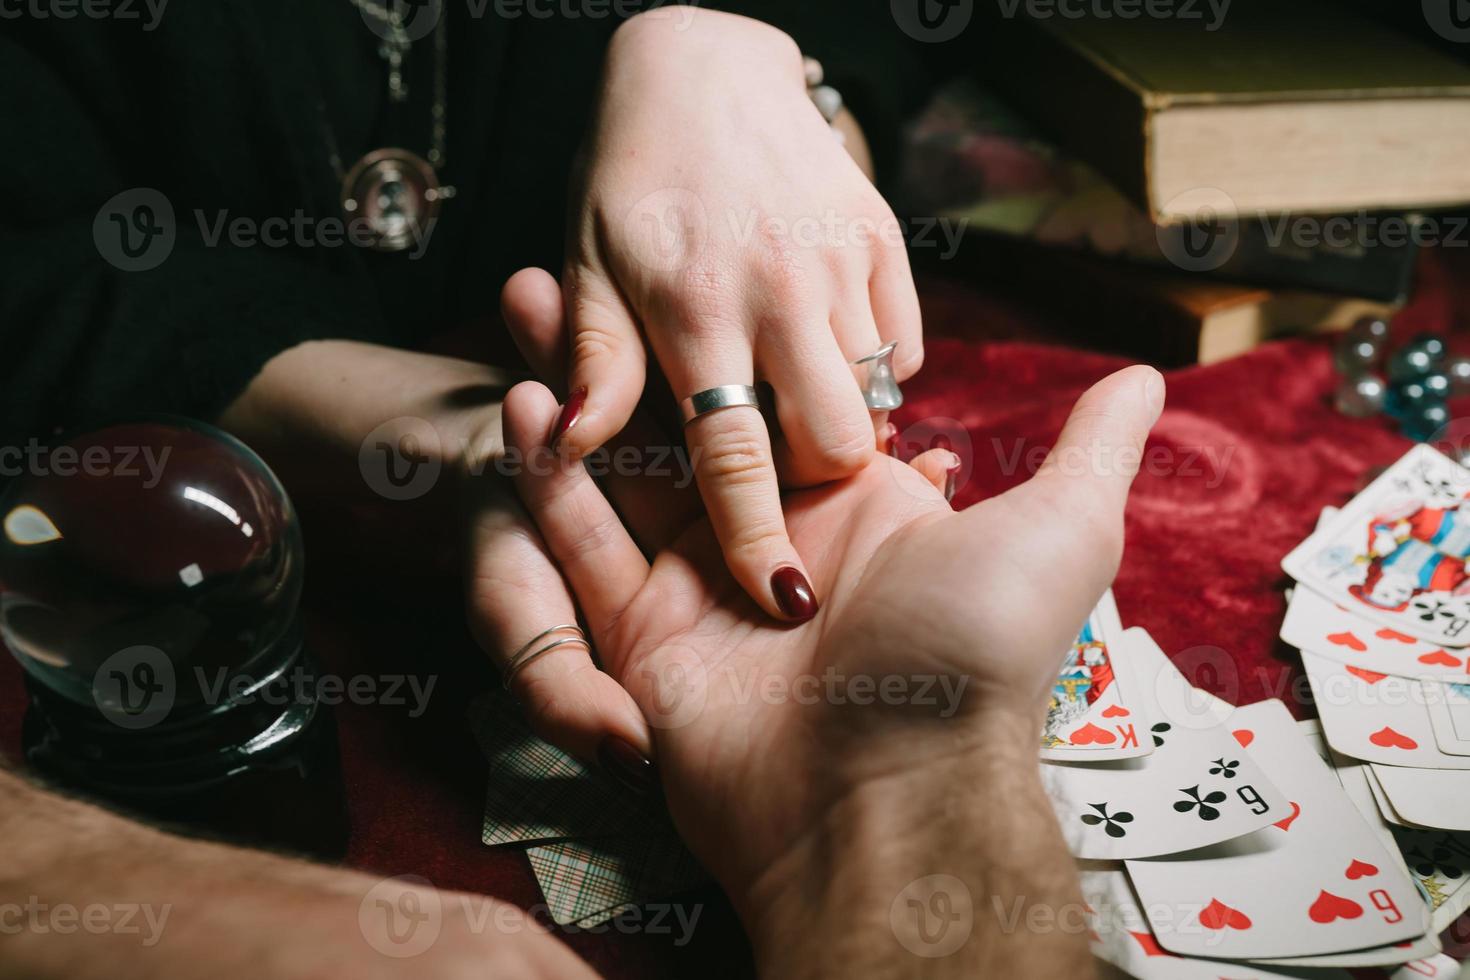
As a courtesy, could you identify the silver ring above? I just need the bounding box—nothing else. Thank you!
[680,384,760,425]
[852,340,903,412]
[502,624,587,690]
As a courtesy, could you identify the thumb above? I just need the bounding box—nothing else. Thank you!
[1038,365,1165,522]
[552,268,647,456]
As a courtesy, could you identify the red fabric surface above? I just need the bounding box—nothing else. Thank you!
[4,250,1470,975]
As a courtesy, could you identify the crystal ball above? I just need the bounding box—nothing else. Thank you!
[0,419,303,710]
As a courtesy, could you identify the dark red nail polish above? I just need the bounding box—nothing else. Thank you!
[549,387,588,452]
[771,566,819,622]
[598,736,656,794]
[945,458,962,503]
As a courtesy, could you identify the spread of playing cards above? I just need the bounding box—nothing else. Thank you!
[1037,446,1470,977]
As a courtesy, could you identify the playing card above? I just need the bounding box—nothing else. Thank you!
[468,693,670,845]
[1243,739,1441,967]
[1301,650,1470,770]
[1283,446,1470,647]
[1372,764,1470,832]
[526,834,707,926]
[1041,591,1155,761]
[1126,699,1427,960]
[1281,587,1470,683]
[1079,866,1352,979]
[1040,630,1287,860]
[1390,827,1470,931]
[1363,765,1424,827]
[1422,680,1470,755]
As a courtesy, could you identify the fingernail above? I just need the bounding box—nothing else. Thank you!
[771,566,819,622]
[598,736,656,794]
[1144,371,1165,424]
[549,386,588,452]
[882,423,899,457]
[944,453,962,503]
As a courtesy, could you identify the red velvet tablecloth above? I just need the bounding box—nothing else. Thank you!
[4,252,1470,976]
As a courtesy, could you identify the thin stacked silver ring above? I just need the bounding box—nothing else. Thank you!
[502,624,589,690]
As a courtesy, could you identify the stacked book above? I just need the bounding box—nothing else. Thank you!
[900,0,1470,364]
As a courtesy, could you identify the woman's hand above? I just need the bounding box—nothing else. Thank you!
[537,8,923,623]
[498,314,1163,974]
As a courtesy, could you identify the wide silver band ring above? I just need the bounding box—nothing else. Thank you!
[852,340,903,412]
[680,384,761,425]
[502,624,588,690]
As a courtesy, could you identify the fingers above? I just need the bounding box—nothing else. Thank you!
[908,448,963,503]
[666,336,820,621]
[502,267,570,388]
[759,314,874,488]
[555,269,647,456]
[501,381,652,648]
[463,476,653,776]
[502,268,702,551]
[1036,365,1166,551]
[869,243,924,381]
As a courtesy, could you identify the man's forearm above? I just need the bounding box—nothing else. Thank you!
[742,728,1091,979]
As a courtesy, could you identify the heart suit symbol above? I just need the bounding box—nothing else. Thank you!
[1369,726,1418,750]
[1198,898,1251,931]
[1419,650,1462,667]
[1346,665,1388,684]
[1069,722,1116,745]
[1375,628,1417,643]
[1345,859,1379,880]
[1272,801,1302,831]
[1327,631,1367,651]
[1308,890,1363,924]
[1101,704,1130,718]
[1232,729,1254,748]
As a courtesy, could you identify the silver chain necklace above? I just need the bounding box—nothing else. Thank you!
[328,0,455,252]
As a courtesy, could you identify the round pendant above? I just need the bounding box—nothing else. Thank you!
[340,148,444,253]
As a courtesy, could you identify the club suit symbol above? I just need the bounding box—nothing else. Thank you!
[1080,802,1134,838]
[1174,784,1227,821]
[889,874,973,958]
[93,188,176,272]
[358,875,441,958]
[358,417,443,501]
[91,645,176,730]
[890,0,973,43]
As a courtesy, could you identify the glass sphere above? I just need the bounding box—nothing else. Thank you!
[1349,315,1392,344]
[1405,333,1448,363]
[1388,347,1438,384]
[0,418,303,710]
[1333,334,1380,378]
[1385,381,1434,420]
[1334,374,1386,418]
[1404,403,1451,443]
[1448,356,1470,394]
[1422,372,1453,401]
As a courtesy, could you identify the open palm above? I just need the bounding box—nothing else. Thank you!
[497,364,1163,911]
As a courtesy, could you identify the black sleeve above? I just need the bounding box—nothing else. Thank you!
[0,8,389,449]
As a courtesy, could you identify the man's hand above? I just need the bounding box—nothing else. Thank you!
[497,308,1163,976]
